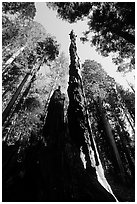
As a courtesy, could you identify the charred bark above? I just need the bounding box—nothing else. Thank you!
[2,87,116,201]
[41,87,116,201]
[67,30,117,200]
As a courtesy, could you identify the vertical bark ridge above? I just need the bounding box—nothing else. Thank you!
[67,30,117,199]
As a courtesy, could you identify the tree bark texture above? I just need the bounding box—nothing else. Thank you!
[67,30,116,200]
[41,88,117,201]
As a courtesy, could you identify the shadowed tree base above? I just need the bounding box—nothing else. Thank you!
[3,88,116,202]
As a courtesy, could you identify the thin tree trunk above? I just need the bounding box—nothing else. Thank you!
[115,85,135,133]
[114,115,135,178]
[126,79,135,94]
[2,45,26,74]
[97,97,126,183]
[119,101,135,133]
[2,81,17,98]
[2,73,30,125]
[2,58,44,125]
[2,74,35,136]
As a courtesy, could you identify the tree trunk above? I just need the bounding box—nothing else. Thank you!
[2,31,117,202]
[2,73,30,125]
[97,96,126,183]
[115,85,135,133]
[126,79,135,94]
[67,30,117,200]
[2,74,35,138]
[41,87,116,201]
[2,59,44,125]
[2,84,116,201]
[114,115,135,179]
[3,45,26,74]
[2,77,19,98]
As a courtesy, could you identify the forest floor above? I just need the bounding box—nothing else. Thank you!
[106,174,135,202]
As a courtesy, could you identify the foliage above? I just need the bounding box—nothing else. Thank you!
[116,85,135,122]
[2,19,59,97]
[2,49,69,147]
[2,15,20,46]
[2,2,36,46]
[36,38,59,62]
[82,59,135,179]
[47,2,135,71]
[2,2,61,146]
[47,2,92,23]
[2,2,36,20]
[82,59,115,100]
[47,52,69,89]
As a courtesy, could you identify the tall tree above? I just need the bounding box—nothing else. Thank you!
[81,59,135,182]
[2,20,59,143]
[116,85,135,122]
[96,96,126,183]
[67,30,116,200]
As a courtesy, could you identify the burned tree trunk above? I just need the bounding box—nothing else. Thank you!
[41,87,66,201]
[67,30,117,201]
[3,31,117,202]
[41,86,116,201]
[3,86,117,201]
[67,31,95,176]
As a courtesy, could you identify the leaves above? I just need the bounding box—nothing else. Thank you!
[2,2,61,145]
[47,2,92,23]
[81,59,135,177]
[47,2,135,72]
[82,60,115,100]
[36,37,59,62]
[2,15,20,46]
[2,2,36,20]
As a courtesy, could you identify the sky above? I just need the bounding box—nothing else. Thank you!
[34,2,135,91]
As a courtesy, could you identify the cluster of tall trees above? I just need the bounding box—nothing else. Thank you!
[81,60,135,183]
[2,2,69,146]
[2,2,135,202]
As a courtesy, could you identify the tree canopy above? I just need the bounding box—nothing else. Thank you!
[82,59,135,182]
[2,2,36,20]
[47,2,135,71]
[2,3,135,201]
